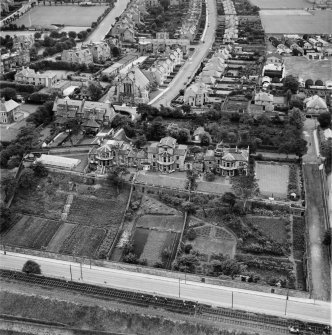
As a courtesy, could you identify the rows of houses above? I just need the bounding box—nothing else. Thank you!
[223,0,238,43]
[88,135,249,176]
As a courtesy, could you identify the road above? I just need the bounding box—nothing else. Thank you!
[86,0,131,43]
[0,252,330,325]
[149,0,217,107]
[302,119,331,301]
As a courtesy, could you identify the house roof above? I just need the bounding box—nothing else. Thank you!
[304,95,327,110]
[158,136,176,147]
[174,144,187,156]
[147,142,158,154]
[82,119,101,129]
[222,152,247,161]
[0,99,20,112]
[193,127,205,136]
[255,91,274,103]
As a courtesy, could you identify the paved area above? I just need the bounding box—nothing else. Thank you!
[0,252,330,324]
[302,119,331,301]
[86,0,131,42]
[150,0,217,107]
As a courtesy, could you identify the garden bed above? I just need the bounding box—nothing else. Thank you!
[3,215,62,250]
[292,216,305,260]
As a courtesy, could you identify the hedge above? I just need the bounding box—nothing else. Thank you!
[0,81,37,93]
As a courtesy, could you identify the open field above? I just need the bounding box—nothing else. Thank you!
[132,228,179,266]
[3,216,62,249]
[248,0,310,8]
[59,225,106,257]
[260,10,332,34]
[255,162,289,199]
[284,57,332,82]
[14,5,108,27]
[191,225,237,259]
[244,216,288,244]
[135,215,183,232]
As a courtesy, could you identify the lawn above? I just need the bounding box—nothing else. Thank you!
[3,215,62,249]
[132,228,180,267]
[255,162,289,199]
[14,5,108,27]
[260,10,332,34]
[243,215,288,244]
[191,224,237,260]
[135,215,184,233]
[59,225,106,257]
[284,57,332,83]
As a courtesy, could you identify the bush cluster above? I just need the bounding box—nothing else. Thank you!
[288,164,299,197]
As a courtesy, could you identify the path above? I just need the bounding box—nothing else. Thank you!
[0,252,330,325]
[86,0,131,42]
[302,119,331,301]
[149,0,217,107]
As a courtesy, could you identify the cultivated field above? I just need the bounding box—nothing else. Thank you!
[255,162,289,199]
[14,5,108,27]
[260,10,332,34]
[46,222,76,253]
[248,0,309,9]
[136,215,183,232]
[284,57,332,83]
[132,228,180,266]
[3,216,62,249]
[244,216,288,244]
[139,196,179,215]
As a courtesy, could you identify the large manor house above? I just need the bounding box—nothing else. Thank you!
[88,136,249,176]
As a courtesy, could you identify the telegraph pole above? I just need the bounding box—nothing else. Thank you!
[178,278,181,298]
[284,289,289,315]
[80,262,83,280]
[69,265,72,281]
[231,291,234,309]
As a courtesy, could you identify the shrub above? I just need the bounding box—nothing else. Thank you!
[187,228,197,241]
[22,260,41,274]
[184,244,193,254]
[205,172,215,182]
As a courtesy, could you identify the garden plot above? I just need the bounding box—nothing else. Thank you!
[191,224,237,260]
[11,189,67,220]
[3,215,62,250]
[46,222,76,253]
[292,216,306,260]
[14,5,108,27]
[243,216,288,244]
[132,228,180,266]
[67,196,126,228]
[59,225,106,257]
[255,162,289,199]
[135,215,183,232]
[139,196,179,215]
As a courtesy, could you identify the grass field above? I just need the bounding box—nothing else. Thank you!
[255,162,289,199]
[260,10,332,34]
[3,216,62,249]
[59,225,106,257]
[14,5,108,27]
[284,57,332,82]
[135,215,184,233]
[244,216,288,244]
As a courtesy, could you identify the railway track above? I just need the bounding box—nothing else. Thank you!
[0,269,330,335]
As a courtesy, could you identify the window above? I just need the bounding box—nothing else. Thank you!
[164,157,167,162]
[153,154,156,158]
[176,156,179,160]
[176,164,179,169]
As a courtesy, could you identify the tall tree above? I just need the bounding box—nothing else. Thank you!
[185,169,198,192]
[283,75,299,94]
[231,173,259,208]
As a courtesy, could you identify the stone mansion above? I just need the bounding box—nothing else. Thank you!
[88,136,249,176]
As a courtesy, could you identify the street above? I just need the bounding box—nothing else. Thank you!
[86,0,131,43]
[0,252,330,325]
[150,0,217,107]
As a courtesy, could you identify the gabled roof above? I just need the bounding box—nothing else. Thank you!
[266,52,283,60]
[0,99,19,112]
[304,95,327,109]
[82,119,101,128]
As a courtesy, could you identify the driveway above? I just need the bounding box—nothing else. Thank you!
[150,0,217,107]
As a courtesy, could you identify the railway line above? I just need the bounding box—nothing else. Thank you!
[1,269,330,335]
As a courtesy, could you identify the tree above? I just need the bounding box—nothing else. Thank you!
[321,139,332,173]
[32,162,48,177]
[22,260,41,274]
[160,0,170,10]
[107,166,128,193]
[1,175,17,200]
[133,135,147,148]
[222,192,236,209]
[182,104,191,114]
[0,206,12,233]
[317,112,331,129]
[7,155,21,169]
[322,228,331,246]
[19,169,37,189]
[185,169,198,192]
[289,108,305,129]
[111,46,120,57]
[68,31,77,39]
[0,87,17,100]
[200,133,210,146]
[283,75,299,94]
[231,173,259,208]
[205,171,215,181]
[181,201,196,215]
[34,32,42,39]
[87,82,103,101]
[305,79,313,89]
[172,253,199,273]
